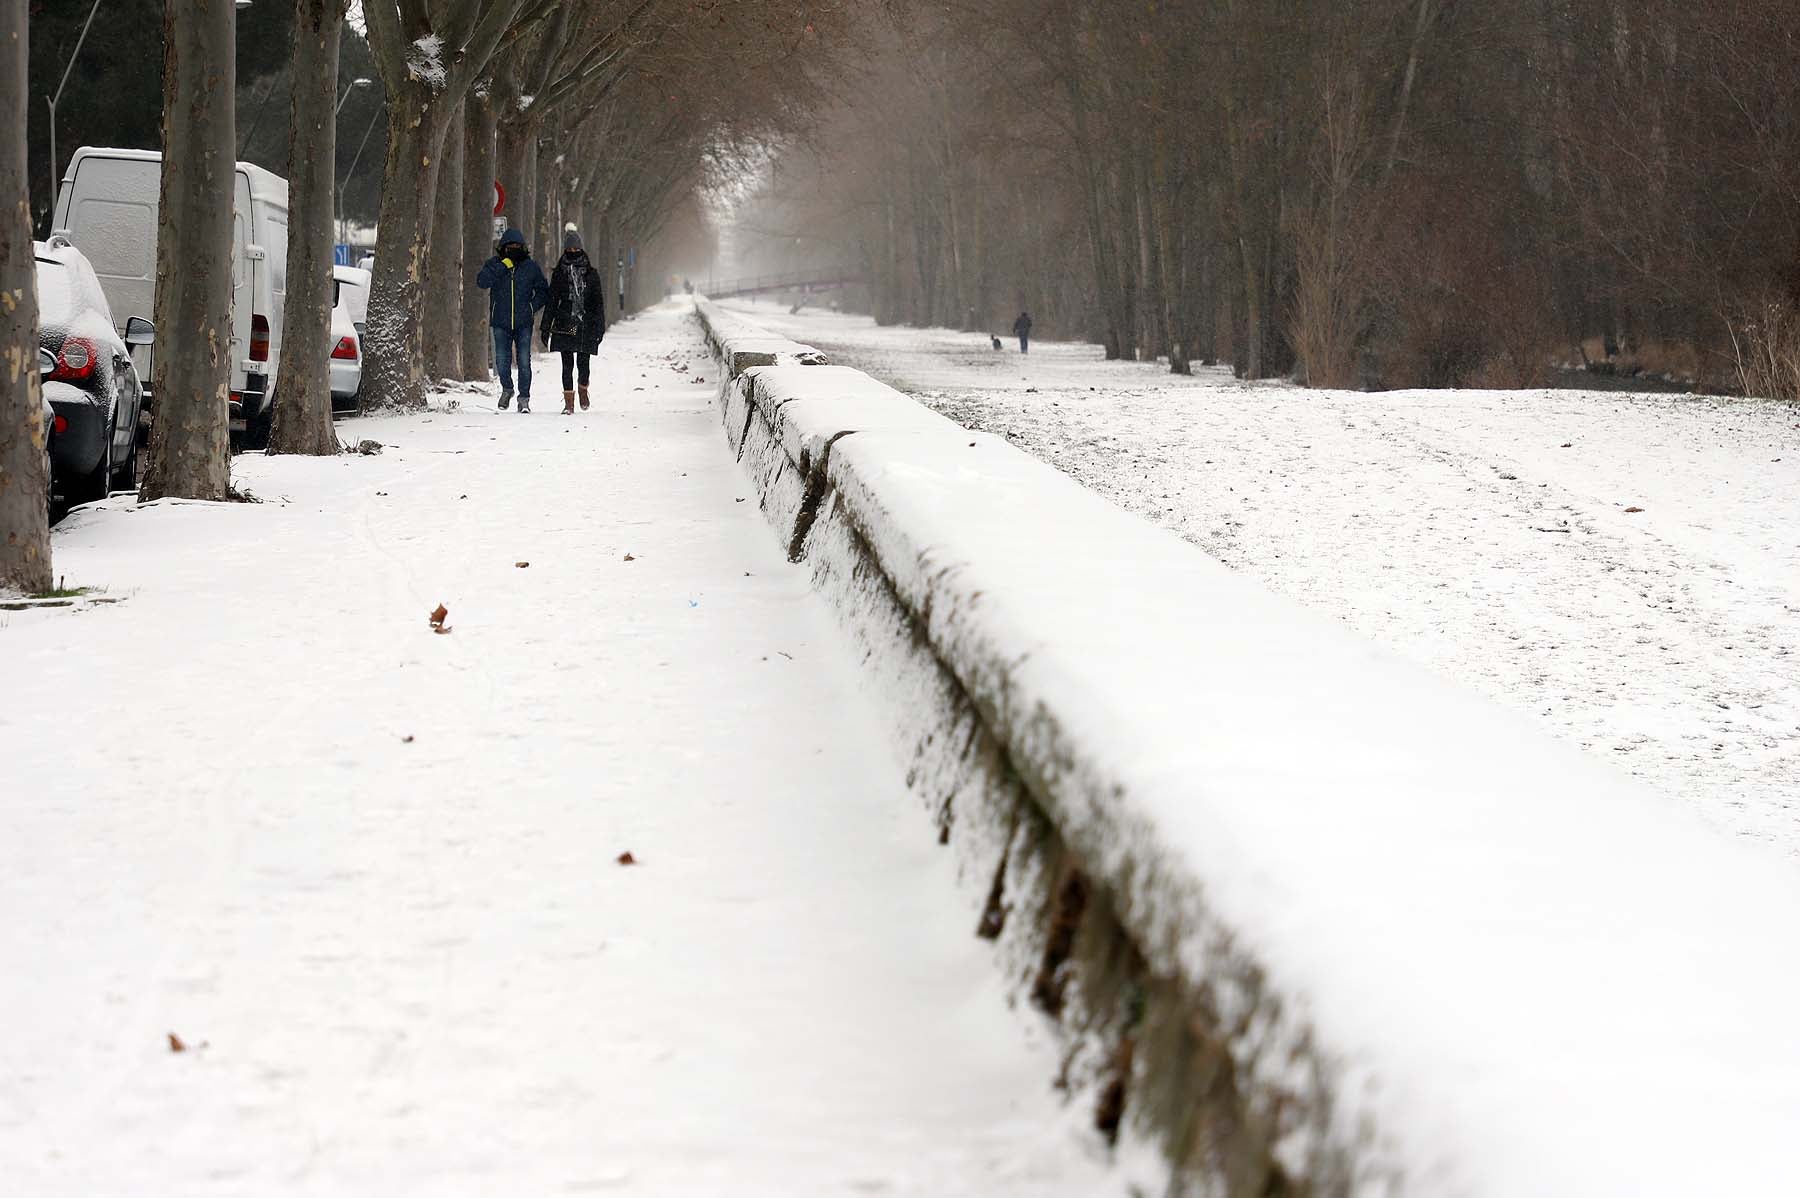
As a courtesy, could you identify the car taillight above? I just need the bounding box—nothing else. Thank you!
[250,314,270,362]
[53,415,68,435]
[50,337,97,381]
[330,335,359,361]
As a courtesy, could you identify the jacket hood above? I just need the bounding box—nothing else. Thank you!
[500,228,528,252]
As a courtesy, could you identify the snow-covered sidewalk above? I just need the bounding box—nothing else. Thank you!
[723,301,1800,856]
[0,303,1107,1194]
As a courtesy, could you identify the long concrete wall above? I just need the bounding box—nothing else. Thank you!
[695,299,1800,1196]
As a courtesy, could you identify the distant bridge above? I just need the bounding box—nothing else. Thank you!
[704,268,864,300]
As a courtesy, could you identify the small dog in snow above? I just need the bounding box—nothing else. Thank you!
[990,334,1003,351]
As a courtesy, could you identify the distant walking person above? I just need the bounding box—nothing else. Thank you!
[476,227,549,412]
[542,225,606,414]
[1013,310,1034,354]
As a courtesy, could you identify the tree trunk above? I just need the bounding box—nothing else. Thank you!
[140,0,234,501]
[496,107,538,242]
[268,0,344,457]
[517,122,540,252]
[361,85,445,411]
[533,127,557,261]
[1239,232,1265,380]
[461,89,497,382]
[0,0,52,592]
[423,99,464,383]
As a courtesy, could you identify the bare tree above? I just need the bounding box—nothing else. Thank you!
[423,98,464,382]
[460,83,498,381]
[267,0,347,457]
[360,0,529,410]
[1,0,51,592]
[139,0,235,503]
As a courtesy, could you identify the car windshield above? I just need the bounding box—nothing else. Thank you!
[34,258,73,324]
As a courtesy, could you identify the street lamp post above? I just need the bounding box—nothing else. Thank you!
[45,0,254,223]
[45,0,104,215]
[336,100,385,246]
[335,76,372,117]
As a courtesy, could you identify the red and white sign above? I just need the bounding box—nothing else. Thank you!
[493,180,506,217]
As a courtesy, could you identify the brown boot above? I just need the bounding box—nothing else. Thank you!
[562,389,576,415]
[578,384,591,410]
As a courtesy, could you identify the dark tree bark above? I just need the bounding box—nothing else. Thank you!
[423,99,464,382]
[140,0,234,502]
[461,87,497,381]
[1,0,52,592]
[268,0,345,457]
[495,111,537,242]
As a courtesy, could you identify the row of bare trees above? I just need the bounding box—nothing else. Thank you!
[354,0,851,412]
[738,0,1800,397]
[3,0,848,588]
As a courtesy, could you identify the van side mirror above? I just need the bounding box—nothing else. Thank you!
[124,316,155,346]
[37,347,55,376]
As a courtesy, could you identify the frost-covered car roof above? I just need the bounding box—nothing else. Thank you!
[34,240,114,327]
[34,240,127,383]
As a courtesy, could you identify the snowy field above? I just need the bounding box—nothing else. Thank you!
[0,304,1111,1194]
[724,300,1800,856]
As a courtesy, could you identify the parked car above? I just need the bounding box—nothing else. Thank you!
[330,266,370,411]
[50,146,289,448]
[35,239,149,505]
[38,348,57,508]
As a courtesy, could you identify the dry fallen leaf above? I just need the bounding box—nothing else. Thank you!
[617,851,637,866]
[1624,506,1645,514]
[623,553,636,562]
[401,734,415,744]
[429,603,449,628]
[168,1032,187,1054]
[515,561,530,569]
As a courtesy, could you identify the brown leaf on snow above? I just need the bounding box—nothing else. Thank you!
[429,603,449,627]
[515,561,530,569]
[1624,506,1645,514]
[168,1033,187,1053]
[623,553,636,562]
[617,851,637,866]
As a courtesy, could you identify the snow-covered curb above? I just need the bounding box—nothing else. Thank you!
[695,302,829,377]
[695,299,1800,1194]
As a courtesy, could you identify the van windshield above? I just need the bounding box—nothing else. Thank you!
[34,259,73,324]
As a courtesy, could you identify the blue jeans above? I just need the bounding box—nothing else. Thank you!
[493,323,533,397]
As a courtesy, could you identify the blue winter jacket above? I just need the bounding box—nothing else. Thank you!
[476,229,550,332]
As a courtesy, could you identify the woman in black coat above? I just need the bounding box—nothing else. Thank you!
[541,225,607,413]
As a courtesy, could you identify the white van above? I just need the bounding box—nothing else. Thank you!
[51,147,290,446]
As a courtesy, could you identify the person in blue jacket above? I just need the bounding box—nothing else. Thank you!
[476,227,550,412]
